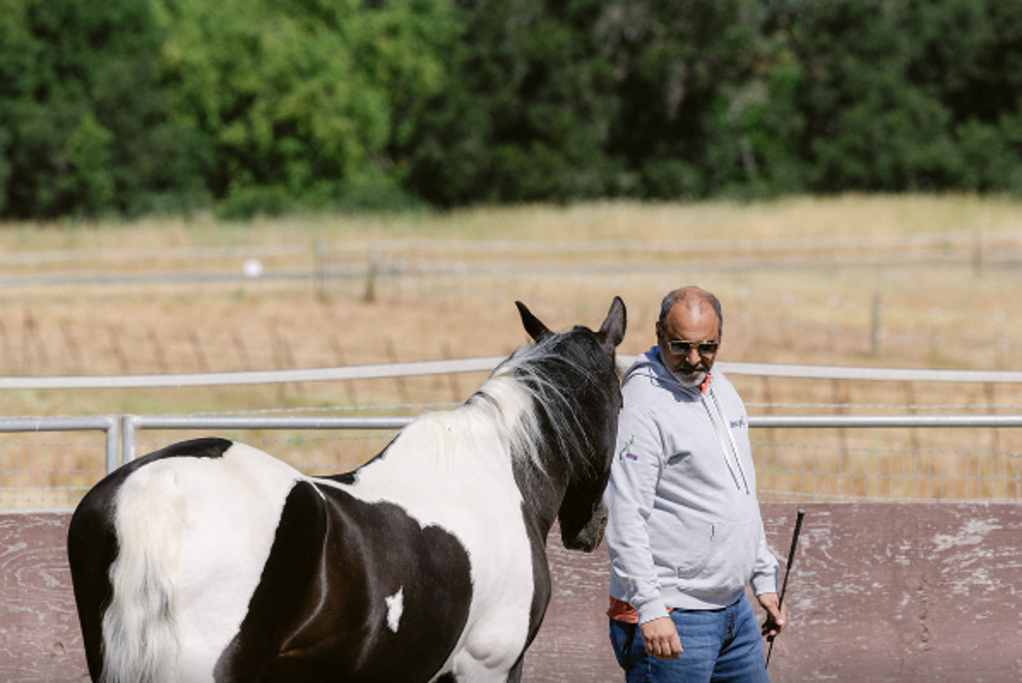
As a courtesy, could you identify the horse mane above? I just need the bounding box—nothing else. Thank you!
[461,328,614,479]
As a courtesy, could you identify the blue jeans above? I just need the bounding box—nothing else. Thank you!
[609,596,770,683]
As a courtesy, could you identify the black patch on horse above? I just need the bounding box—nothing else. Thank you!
[215,481,473,683]
[67,489,121,681]
[149,436,234,461]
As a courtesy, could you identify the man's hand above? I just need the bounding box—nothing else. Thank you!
[640,616,683,660]
[757,592,787,641]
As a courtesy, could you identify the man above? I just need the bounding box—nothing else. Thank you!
[604,286,785,682]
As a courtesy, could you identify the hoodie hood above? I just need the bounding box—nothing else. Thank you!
[623,346,708,396]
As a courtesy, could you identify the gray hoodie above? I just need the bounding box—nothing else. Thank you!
[604,346,778,623]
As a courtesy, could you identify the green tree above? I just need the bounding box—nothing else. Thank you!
[154,0,455,216]
[601,0,793,198]
[406,0,798,204]
[406,0,623,205]
[0,0,204,218]
[787,0,1022,193]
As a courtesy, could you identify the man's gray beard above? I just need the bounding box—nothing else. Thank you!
[672,369,707,388]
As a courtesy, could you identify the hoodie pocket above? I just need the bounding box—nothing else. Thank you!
[672,520,714,579]
[695,519,760,594]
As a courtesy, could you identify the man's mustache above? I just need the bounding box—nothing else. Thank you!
[675,361,708,374]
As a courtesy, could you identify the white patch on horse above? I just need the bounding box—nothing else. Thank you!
[104,464,188,683]
[385,587,404,632]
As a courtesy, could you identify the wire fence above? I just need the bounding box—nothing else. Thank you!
[0,437,108,510]
[756,441,1022,502]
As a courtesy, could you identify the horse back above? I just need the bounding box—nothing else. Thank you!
[218,480,474,683]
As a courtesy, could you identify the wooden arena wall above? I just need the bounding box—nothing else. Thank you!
[3,503,1021,683]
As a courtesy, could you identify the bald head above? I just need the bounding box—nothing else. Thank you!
[655,287,723,387]
[658,287,723,337]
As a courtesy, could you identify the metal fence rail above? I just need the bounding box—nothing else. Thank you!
[121,414,410,464]
[0,416,119,474]
[0,416,119,510]
[750,415,1022,428]
[2,411,1022,510]
[5,357,1022,390]
[119,412,1022,463]
[0,357,508,390]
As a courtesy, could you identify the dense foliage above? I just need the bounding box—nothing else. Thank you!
[1,0,1021,218]
[0,0,205,217]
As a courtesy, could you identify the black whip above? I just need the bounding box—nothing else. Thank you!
[765,508,805,669]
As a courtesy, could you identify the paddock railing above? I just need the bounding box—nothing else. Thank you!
[2,411,1021,510]
[117,413,1022,460]
[2,358,1022,509]
[0,416,119,469]
[4,356,1022,389]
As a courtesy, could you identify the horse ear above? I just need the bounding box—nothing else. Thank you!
[516,301,552,342]
[598,296,627,349]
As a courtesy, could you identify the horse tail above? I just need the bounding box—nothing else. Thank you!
[100,463,188,683]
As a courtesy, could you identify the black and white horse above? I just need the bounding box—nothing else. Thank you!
[68,297,626,683]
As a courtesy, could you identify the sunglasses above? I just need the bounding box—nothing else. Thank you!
[667,339,720,356]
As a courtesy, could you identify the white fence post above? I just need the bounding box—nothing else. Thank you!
[104,415,119,475]
[121,414,138,466]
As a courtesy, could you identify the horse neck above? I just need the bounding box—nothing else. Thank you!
[468,370,575,534]
[475,341,616,542]
[510,442,569,540]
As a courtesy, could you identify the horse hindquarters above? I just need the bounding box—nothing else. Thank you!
[69,440,239,683]
[69,439,305,683]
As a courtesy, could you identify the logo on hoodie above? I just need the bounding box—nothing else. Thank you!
[618,436,638,462]
[730,416,746,430]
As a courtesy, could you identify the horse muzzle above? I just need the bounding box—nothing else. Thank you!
[561,505,608,552]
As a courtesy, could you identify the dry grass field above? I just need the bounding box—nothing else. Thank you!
[2,193,1022,507]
